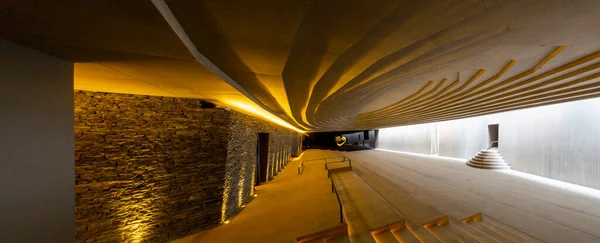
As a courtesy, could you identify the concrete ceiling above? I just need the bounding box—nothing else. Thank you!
[2,0,600,131]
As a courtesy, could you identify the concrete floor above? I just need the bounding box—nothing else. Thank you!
[172,150,342,243]
[343,149,600,243]
[173,149,600,243]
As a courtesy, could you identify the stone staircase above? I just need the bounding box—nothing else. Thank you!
[297,159,539,243]
[467,149,510,170]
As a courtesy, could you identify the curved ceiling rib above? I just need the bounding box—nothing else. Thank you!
[8,0,599,132]
[351,47,600,129]
[149,0,600,131]
[359,59,519,123]
[151,0,302,129]
[283,0,403,129]
[303,0,493,126]
[308,2,593,129]
[365,46,568,123]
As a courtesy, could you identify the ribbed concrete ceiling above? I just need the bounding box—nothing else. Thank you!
[2,0,600,131]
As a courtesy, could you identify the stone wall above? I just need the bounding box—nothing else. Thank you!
[75,91,300,242]
[222,111,299,221]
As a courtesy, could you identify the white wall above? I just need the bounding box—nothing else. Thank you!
[378,98,600,189]
[438,117,489,159]
[378,123,437,155]
[0,40,74,242]
[496,100,600,189]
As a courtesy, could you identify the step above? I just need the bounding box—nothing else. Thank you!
[442,222,479,243]
[392,228,420,243]
[352,160,481,223]
[473,159,506,163]
[466,162,510,169]
[352,232,378,243]
[373,230,399,243]
[466,163,510,170]
[467,159,508,166]
[426,225,461,243]
[476,151,501,156]
[348,150,600,242]
[327,162,352,170]
[474,151,502,155]
[450,219,499,243]
[353,163,449,227]
[480,219,524,242]
[327,166,353,177]
[304,237,324,243]
[465,163,510,169]
[470,157,506,163]
[466,220,513,242]
[484,216,543,243]
[331,171,405,240]
[473,156,502,160]
[470,157,506,164]
[325,235,351,243]
[404,220,441,243]
[468,149,510,170]
[296,224,348,243]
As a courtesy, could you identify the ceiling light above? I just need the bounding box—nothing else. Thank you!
[224,100,305,133]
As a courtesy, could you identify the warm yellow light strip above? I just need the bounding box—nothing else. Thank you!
[224,100,306,134]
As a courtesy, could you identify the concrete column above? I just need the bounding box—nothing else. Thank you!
[0,40,75,242]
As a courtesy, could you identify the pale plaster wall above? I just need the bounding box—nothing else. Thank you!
[378,98,600,189]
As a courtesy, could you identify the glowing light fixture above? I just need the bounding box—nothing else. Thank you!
[253,194,258,198]
[223,220,230,224]
[296,152,305,161]
[223,100,305,134]
[335,136,347,146]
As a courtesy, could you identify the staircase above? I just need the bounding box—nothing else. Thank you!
[296,224,349,243]
[297,154,540,243]
[467,149,510,170]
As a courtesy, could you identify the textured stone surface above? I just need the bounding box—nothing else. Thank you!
[75,91,300,242]
[222,111,299,221]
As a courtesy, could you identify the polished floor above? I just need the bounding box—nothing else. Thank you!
[172,150,342,243]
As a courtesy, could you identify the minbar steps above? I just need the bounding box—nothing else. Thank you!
[467,149,510,170]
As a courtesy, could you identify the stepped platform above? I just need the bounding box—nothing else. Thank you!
[342,149,600,243]
[467,149,510,170]
[331,171,405,242]
[352,163,448,227]
[174,149,600,243]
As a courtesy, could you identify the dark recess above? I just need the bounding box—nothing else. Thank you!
[303,130,377,151]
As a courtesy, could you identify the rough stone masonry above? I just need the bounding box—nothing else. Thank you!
[74,91,300,242]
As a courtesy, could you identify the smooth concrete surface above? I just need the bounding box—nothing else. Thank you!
[331,171,404,242]
[171,150,341,243]
[4,1,600,131]
[378,97,600,189]
[0,40,75,242]
[352,163,447,227]
[343,149,600,243]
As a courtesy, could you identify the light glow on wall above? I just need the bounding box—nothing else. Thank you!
[500,170,600,200]
[377,97,600,190]
[224,100,306,133]
[113,196,156,243]
[376,148,600,200]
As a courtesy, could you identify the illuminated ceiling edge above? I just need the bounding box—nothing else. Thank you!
[150,0,306,133]
[350,46,600,128]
